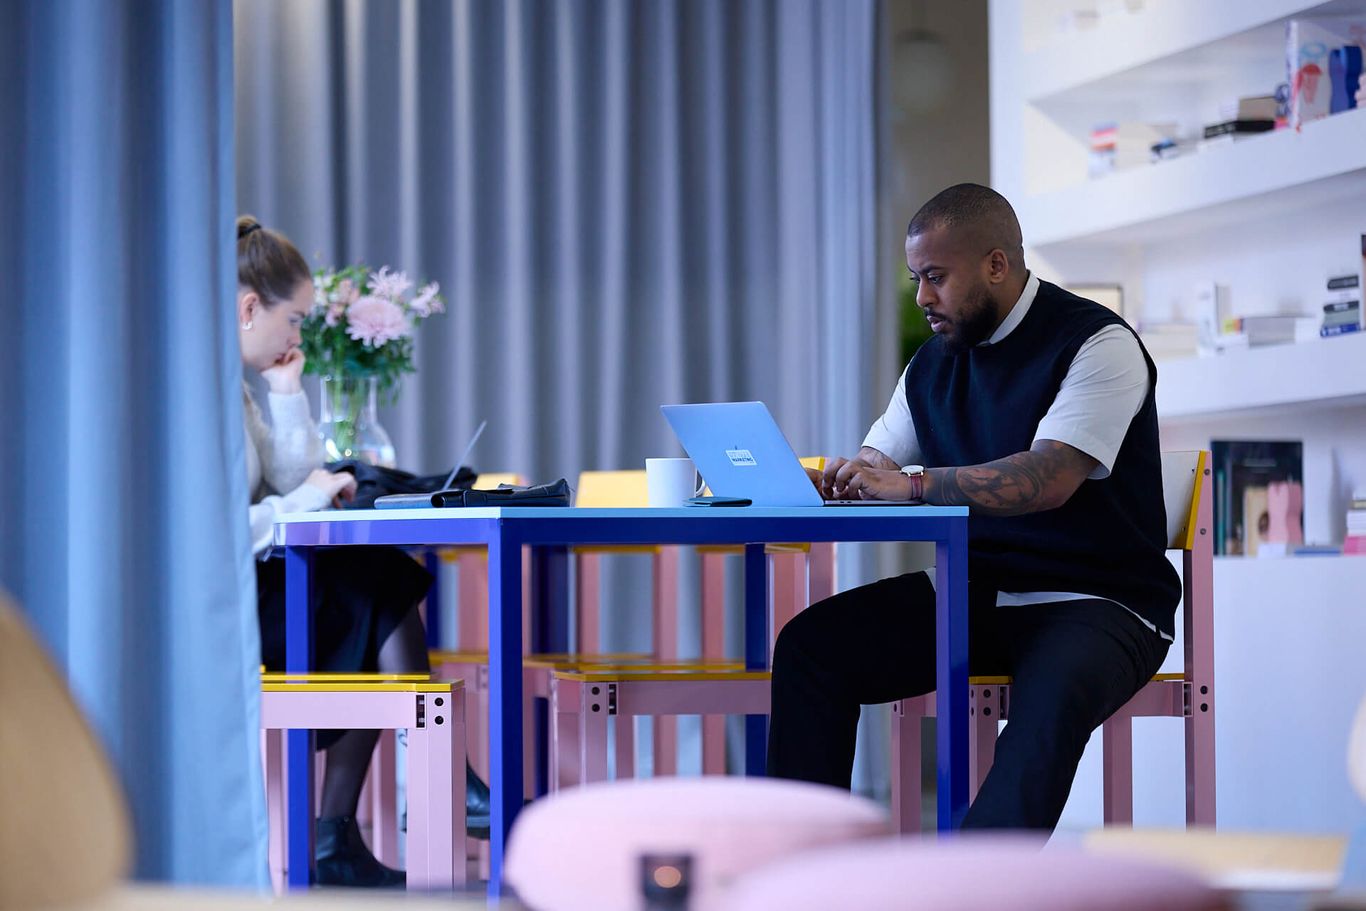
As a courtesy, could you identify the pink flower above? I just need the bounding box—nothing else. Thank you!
[324,278,360,326]
[410,281,443,317]
[346,295,410,347]
[368,266,413,302]
[335,278,360,305]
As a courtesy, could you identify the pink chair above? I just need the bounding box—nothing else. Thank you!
[572,470,685,773]
[555,464,837,780]
[696,457,837,774]
[504,777,889,911]
[547,663,763,789]
[890,450,1216,831]
[259,672,466,893]
[725,836,1229,911]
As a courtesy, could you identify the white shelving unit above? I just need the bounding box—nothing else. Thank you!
[1155,332,1366,422]
[992,0,1366,834]
[1020,0,1362,105]
[1021,106,1366,247]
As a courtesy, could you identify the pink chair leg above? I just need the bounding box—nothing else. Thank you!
[314,750,324,818]
[550,679,578,791]
[456,551,488,651]
[807,542,837,603]
[263,728,287,894]
[1186,516,1217,827]
[653,549,680,776]
[970,686,999,801]
[700,552,728,775]
[1103,711,1135,825]
[578,682,611,785]
[615,715,636,779]
[405,696,465,890]
[369,730,399,866]
[890,697,925,834]
[576,552,603,655]
[771,551,806,642]
[1187,702,1217,826]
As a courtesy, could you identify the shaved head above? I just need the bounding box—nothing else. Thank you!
[907,183,1025,272]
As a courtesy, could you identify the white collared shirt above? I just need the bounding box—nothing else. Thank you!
[863,273,1170,640]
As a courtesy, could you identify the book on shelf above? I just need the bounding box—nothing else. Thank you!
[1201,119,1276,139]
[1344,492,1366,555]
[1212,441,1304,557]
[1322,271,1363,337]
[1089,121,1176,177]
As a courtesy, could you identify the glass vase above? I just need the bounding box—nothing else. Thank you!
[318,374,397,467]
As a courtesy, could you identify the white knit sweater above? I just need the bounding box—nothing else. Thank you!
[244,381,330,557]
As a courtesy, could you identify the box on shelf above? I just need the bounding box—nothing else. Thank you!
[1230,315,1320,346]
[1137,322,1199,362]
[1286,18,1366,128]
[1089,121,1176,177]
[1217,95,1280,122]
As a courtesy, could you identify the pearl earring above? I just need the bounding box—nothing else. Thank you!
[243,320,253,330]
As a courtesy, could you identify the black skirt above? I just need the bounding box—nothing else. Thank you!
[256,545,431,674]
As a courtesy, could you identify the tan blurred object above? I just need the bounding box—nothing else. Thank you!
[0,593,132,909]
[1084,828,1345,892]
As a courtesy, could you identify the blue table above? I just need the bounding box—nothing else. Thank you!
[273,505,970,890]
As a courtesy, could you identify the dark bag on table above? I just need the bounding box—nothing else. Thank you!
[328,459,478,510]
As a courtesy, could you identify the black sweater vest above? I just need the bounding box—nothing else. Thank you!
[906,279,1180,636]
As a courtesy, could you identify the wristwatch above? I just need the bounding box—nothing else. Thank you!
[899,464,926,502]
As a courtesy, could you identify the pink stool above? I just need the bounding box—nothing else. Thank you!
[725,835,1229,910]
[259,673,466,893]
[504,777,888,911]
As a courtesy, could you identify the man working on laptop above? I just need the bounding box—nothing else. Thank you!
[767,183,1179,830]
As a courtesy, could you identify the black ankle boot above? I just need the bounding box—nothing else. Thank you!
[315,815,405,888]
[466,762,491,840]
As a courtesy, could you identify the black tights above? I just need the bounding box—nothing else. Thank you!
[319,607,431,819]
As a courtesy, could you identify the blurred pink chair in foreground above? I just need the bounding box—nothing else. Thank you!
[504,777,888,911]
[725,836,1230,911]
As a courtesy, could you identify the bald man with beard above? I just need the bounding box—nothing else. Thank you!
[768,183,1180,831]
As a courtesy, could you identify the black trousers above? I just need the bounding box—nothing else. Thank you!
[767,572,1169,830]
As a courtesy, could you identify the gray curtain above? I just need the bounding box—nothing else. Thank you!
[235,0,885,784]
[0,0,267,887]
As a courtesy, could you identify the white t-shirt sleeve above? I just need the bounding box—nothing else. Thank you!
[860,364,923,467]
[1033,324,1150,479]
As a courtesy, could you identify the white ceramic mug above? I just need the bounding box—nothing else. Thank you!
[646,457,704,507]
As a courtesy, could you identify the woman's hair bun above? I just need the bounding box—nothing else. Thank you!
[236,215,264,241]
[235,215,309,305]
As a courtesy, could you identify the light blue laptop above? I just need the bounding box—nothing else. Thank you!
[660,401,918,507]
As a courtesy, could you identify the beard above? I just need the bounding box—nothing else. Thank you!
[939,283,999,356]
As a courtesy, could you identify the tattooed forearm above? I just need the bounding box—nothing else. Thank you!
[923,440,1097,516]
[856,447,901,471]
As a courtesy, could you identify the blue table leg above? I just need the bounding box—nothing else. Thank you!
[284,546,316,888]
[936,524,969,831]
[423,550,442,649]
[743,543,769,776]
[487,532,525,892]
[530,546,570,797]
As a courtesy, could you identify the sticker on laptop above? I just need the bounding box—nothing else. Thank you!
[726,449,758,467]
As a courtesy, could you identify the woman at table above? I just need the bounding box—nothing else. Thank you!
[236,216,487,887]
